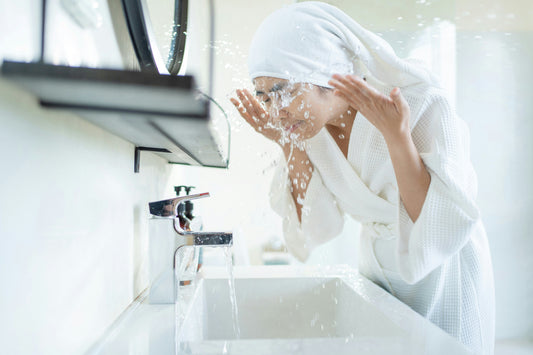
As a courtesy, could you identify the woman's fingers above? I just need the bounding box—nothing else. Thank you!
[332,90,360,111]
[329,77,364,108]
[235,89,268,124]
[329,77,363,106]
[231,97,256,127]
[230,97,248,118]
[330,74,395,113]
[334,75,373,102]
[235,90,255,117]
[242,89,269,121]
[390,88,410,116]
[231,90,272,133]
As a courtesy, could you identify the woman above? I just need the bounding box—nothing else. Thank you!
[230,2,494,354]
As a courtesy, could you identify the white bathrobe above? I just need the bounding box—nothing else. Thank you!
[269,77,495,354]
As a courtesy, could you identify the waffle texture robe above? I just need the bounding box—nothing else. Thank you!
[269,78,495,354]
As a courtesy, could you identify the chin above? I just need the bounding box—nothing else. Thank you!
[302,126,323,140]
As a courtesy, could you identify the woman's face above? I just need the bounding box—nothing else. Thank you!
[253,76,349,140]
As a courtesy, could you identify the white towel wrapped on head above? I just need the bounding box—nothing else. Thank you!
[248,1,442,88]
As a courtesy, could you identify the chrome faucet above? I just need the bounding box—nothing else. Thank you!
[148,192,232,304]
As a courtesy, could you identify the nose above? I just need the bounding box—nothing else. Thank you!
[269,107,289,121]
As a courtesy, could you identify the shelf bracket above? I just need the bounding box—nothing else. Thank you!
[134,146,171,173]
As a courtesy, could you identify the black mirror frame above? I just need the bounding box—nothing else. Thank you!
[121,0,188,75]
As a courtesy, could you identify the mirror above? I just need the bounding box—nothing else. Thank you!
[121,0,187,75]
[121,0,213,95]
[144,0,188,75]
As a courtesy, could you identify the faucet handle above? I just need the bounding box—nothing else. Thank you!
[148,192,210,217]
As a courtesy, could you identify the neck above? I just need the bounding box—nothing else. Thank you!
[325,107,357,159]
[326,106,357,130]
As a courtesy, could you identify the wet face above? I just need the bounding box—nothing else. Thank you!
[253,76,350,140]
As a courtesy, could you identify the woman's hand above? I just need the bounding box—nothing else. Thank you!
[231,88,313,222]
[330,74,430,222]
[230,89,284,145]
[328,74,411,142]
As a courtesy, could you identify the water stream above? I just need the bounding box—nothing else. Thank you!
[175,246,241,354]
[224,247,241,339]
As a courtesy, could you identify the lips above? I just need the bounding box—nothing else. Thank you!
[285,121,303,133]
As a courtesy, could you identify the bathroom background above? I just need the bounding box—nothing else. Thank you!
[0,0,531,354]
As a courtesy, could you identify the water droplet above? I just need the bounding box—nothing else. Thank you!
[300,181,307,189]
[339,134,345,139]
[304,111,310,119]
[293,178,298,185]
[340,123,346,128]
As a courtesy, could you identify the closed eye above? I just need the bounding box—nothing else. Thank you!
[255,92,270,103]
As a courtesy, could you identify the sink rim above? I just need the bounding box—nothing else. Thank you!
[88,265,474,355]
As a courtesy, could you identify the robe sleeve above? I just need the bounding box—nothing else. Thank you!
[396,90,481,284]
[269,155,345,262]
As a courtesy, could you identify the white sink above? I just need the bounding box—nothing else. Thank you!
[89,265,473,355]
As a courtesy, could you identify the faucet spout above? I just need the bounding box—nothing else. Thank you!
[148,192,233,304]
[148,192,211,218]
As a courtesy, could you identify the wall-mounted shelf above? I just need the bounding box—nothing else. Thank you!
[1,60,229,171]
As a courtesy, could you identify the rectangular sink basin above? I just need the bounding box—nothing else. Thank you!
[89,265,473,355]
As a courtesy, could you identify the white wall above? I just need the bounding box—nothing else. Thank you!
[0,0,174,353]
[456,31,533,339]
